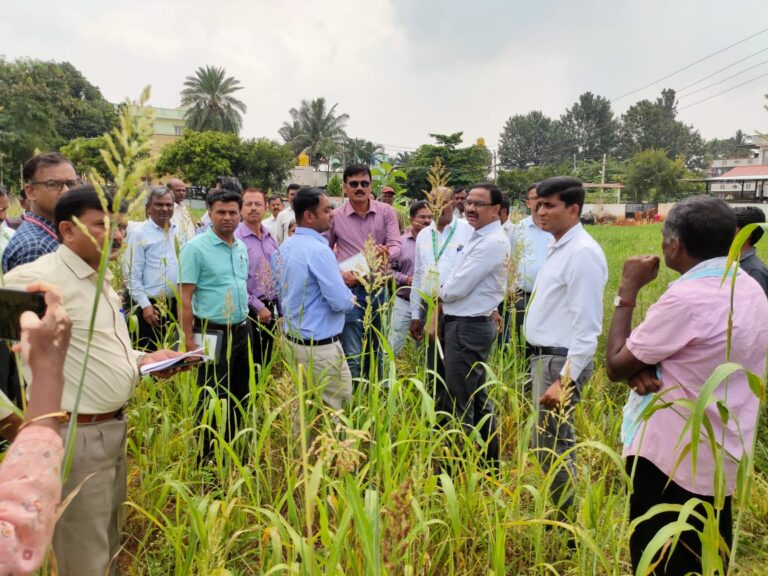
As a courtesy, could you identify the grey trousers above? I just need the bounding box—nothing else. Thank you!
[53,418,127,576]
[530,354,592,515]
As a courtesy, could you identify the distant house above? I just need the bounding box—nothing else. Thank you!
[705,134,768,201]
[128,105,187,157]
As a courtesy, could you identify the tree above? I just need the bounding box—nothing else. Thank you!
[498,111,555,169]
[496,163,571,200]
[623,149,692,202]
[156,130,241,186]
[400,132,489,197]
[61,135,111,177]
[0,58,117,175]
[235,138,295,192]
[278,98,349,168]
[180,65,247,133]
[341,137,384,166]
[558,92,617,161]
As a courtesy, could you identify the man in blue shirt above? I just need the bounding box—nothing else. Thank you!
[124,186,180,350]
[179,188,251,444]
[272,187,356,410]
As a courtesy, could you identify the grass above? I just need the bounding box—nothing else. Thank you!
[113,223,768,575]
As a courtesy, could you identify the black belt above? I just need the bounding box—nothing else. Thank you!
[195,318,248,331]
[443,314,492,323]
[529,345,569,357]
[286,333,340,346]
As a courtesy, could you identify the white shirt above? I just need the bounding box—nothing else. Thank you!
[439,220,511,317]
[524,223,607,380]
[509,216,553,293]
[275,207,295,245]
[171,202,196,245]
[410,218,474,320]
[263,214,279,238]
[0,224,15,258]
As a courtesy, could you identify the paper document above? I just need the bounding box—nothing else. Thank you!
[140,348,211,375]
[339,252,370,275]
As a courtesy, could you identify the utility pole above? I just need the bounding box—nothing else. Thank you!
[600,153,606,203]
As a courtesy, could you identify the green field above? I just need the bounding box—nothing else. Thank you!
[118,223,768,575]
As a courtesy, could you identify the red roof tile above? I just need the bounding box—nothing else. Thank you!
[720,165,768,178]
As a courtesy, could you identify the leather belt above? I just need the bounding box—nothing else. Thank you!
[529,345,569,357]
[70,408,124,425]
[443,314,492,323]
[286,334,340,346]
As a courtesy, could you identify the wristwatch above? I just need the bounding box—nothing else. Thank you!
[613,295,636,308]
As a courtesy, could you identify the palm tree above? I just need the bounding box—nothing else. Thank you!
[180,66,247,133]
[341,137,384,166]
[278,98,349,168]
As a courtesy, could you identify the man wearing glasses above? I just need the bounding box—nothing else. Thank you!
[327,164,402,382]
[2,152,78,273]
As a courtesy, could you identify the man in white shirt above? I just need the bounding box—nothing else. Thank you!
[452,186,467,220]
[167,179,195,245]
[262,195,284,238]
[524,176,608,517]
[439,183,511,465]
[274,183,301,244]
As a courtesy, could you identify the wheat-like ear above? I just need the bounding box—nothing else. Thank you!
[423,158,453,222]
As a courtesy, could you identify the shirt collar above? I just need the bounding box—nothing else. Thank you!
[342,198,379,217]
[24,210,55,228]
[205,226,231,246]
[295,226,329,245]
[58,244,112,281]
[237,221,268,239]
[429,217,459,233]
[474,220,502,236]
[551,222,583,249]
[147,219,177,233]
[740,247,756,262]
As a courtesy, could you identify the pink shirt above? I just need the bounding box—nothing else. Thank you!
[327,200,402,262]
[0,426,63,575]
[625,272,768,495]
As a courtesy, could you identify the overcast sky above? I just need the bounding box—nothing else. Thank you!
[2,0,767,154]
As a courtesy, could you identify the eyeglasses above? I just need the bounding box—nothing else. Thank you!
[347,180,370,189]
[29,179,79,192]
[464,200,492,208]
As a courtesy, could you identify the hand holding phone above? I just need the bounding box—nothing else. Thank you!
[0,288,47,341]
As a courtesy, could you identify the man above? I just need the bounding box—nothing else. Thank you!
[388,200,432,355]
[410,188,474,384]
[263,195,284,238]
[605,196,768,574]
[0,186,14,259]
[734,206,768,297]
[524,176,607,516]
[508,183,552,343]
[275,183,301,244]
[0,186,18,408]
[327,164,402,381]
[235,187,279,370]
[167,178,196,244]
[125,186,180,350]
[3,152,77,272]
[3,185,185,575]
[499,194,513,236]
[380,186,395,205]
[179,188,252,439]
[438,183,510,464]
[496,193,515,343]
[272,187,356,409]
[452,186,467,220]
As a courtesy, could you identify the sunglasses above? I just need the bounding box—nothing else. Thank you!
[347,180,370,189]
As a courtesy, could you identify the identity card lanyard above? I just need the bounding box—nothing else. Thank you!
[24,214,57,241]
[431,225,456,262]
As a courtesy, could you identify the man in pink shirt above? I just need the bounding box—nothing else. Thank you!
[327,164,402,381]
[606,196,768,574]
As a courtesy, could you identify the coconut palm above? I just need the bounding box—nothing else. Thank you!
[341,137,385,166]
[278,97,349,168]
[180,66,247,133]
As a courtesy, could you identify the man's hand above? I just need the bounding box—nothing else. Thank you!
[405,275,413,286]
[539,379,564,410]
[491,309,503,334]
[374,244,390,260]
[140,349,195,379]
[142,305,160,327]
[628,367,662,396]
[257,307,272,324]
[341,270,359,287]
[620,256,660,296]
[409,319,423,342]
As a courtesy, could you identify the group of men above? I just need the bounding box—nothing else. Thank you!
[2,149,768,575]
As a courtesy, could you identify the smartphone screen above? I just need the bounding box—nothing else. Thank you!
[0,289,47,341]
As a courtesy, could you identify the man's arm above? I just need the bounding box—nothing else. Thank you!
[383,208,403,261]
[179,283,197,350]
[440,238,506,303]
[311,249,355,312]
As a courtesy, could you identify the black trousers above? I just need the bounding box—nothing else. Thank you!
[248,302,277,372]
[196,319,254,450]
[627,456,732,575]
[133,296,178,351]
[443,315,499,463]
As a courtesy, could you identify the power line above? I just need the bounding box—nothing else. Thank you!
[678,59,768,99]
[678,70,768,110]
[611,26,768,102]
[675,46,768,93]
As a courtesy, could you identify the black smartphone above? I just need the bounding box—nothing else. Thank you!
[0,288,47,341]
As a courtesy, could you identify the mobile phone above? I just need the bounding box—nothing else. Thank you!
[0,288,47,341]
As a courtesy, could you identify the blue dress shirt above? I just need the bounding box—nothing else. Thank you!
[272,227,355,340]
[124,219,180,308]
[2,212,59,273]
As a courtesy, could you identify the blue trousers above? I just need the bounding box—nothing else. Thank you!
[340,284,386,382]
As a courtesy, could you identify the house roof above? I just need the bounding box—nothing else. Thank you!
[708,165,768,181]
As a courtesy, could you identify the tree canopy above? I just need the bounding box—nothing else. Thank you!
[180,66,247,134]
[278,98,349,168]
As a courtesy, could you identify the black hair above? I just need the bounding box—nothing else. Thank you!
[527,182,538,192]
[536,176,585,215]
[268,195,282,203]
[206,188,243,209]
[293,187,326,224]
[343,164,372,182]
[734,206,766,246]
[243,187,267,204]
[286,182,301,193]
[54,184,120,234]
[216,176,243,195]
[470,182,503,206]
[453,186,468,196]
[409,200,429,219]
[23,152,74,183]
[499,194,511,213]
[664,196,736,260]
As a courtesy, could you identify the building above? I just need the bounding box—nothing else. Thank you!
[128,105,187,157]
[705,134,768,201]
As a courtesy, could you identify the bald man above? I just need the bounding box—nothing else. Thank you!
[168,179,196,244]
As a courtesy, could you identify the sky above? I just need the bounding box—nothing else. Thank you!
[2,0,767,155]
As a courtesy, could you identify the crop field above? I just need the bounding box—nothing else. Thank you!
[118,223,768,575]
